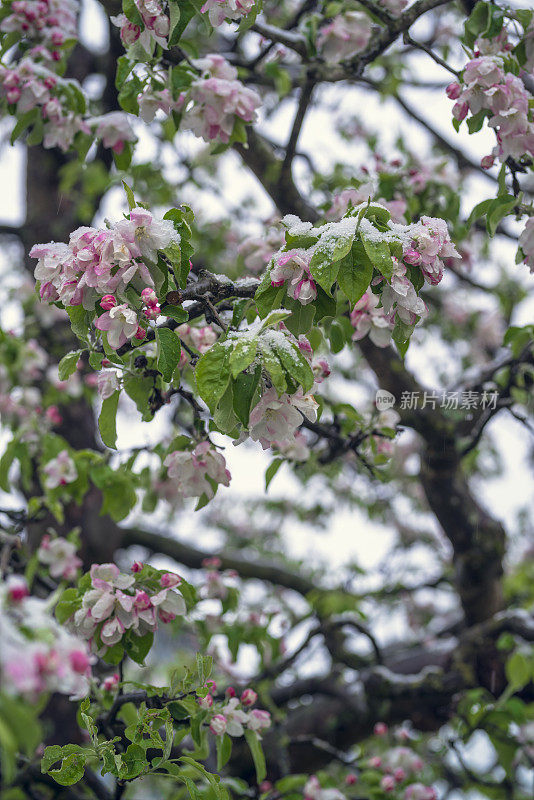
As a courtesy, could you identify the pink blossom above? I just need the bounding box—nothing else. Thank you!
[38,535,81,580]
[248,388,304,450]
[318,11,372,64]
[519,217,534,272]
[247,709,271,734]
[96,370,119,400]
[201,0,255,27]
[95,304,138,349]
[163,441,231,500]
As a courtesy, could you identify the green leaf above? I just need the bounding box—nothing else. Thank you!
[309,249,341,294]
[487,194,518,237]
[98,391,120,450]
[216,734,232,770]
[124,631,154,665]
[244,730,266,784]
[229,336,258,379]
[258,339,286,394]
[42,745,85,774]
[337,239,374,305]
[273,340,314,393]
[67,305,91,342]
[122,180,136,209]
[54,588,81,624]
[258,308,292,331]
[195,343,231,411]
[506,651,532,690]
[265,458,283,490]
[360,233,394,279]
[58,350,83,382]
[123,374,155,421]
[157,328,181,382]
[232,367,261,427]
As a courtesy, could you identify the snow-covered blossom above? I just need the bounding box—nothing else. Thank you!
[317,12,372,64]
[37,534,82,580]
[43,449,77,489]
[0,577,93,700]
[133,0,170,48]
[407,216,460,284]
[110,13,141,47]
[164,441,231,500]
[185,55,261,143]
[201,0,255,27]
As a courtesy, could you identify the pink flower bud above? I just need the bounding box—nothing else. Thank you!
[131,561,144,572]
[134,326,146,340]
[380,775,395,792]
[452,101,468,122]
[160,572,181,588]
[100,294,117,310]
[259,782,273,793]
[8,578,29,602]
[368,756,382,769]
[481,155,495,170]
[345,774,358,785]
[241,688,258,707]
[45,405,62,426]
[403,249,421,266]
[209,714,227,735]
[226,686,236,698]
[374,722,388,736]
[101,359,112,368]
[141,287,158,304]
[69,650,91,673]
[445,82,461,100]
[103,673,120,691]
[394,768,406,783]
[198,694,213,709]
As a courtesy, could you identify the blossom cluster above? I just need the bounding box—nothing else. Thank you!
[185,54,261,143]
[269,210,458,348]
[30,206,177,348]
[317,11,372,65]
[111,0,170,51]
[0,575,93,700]
[163,441,232,501]
[448,54,534,164]
[200,0,256,28]
[71,563,186,653]
[0,58,135,153]
[206,686,271,738]
[0,0,78,55]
